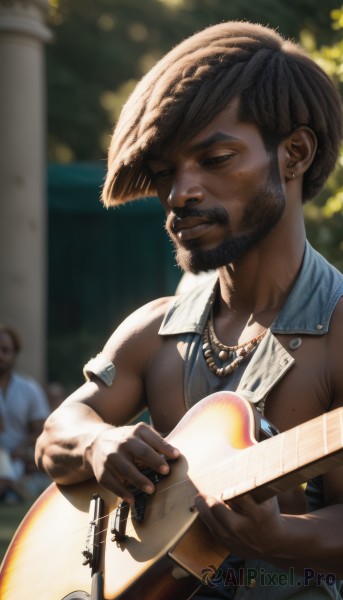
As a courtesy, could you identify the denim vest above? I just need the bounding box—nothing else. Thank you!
[159,242,343,600]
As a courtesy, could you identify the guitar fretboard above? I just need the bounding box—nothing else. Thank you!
[213,408,343,503]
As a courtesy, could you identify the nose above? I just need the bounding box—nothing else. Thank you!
[167,169,204,209]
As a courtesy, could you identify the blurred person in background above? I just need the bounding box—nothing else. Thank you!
[46,381,66,412]
[0,324,50,503]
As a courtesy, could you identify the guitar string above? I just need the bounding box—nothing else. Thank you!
[13,473,201,555]
[12,460,232,556]
[90,441,270,545]
[16,433,295,557]
[109,412,333,539]
[90,442,268,543]
[11,467,218,556]
[123,433,295,541]
[16,437,279,557]
[14,413,333,560]
[26,456,240,553]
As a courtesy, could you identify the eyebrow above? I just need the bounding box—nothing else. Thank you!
[188,131,240,154]
[146,131,239,163]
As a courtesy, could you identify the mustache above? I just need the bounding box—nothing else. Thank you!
[167,206,229,233]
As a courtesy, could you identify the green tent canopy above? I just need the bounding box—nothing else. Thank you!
[47,162,182,388]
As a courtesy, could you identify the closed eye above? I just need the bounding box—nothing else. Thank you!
[151,168,174,181]
[202,154,235,166]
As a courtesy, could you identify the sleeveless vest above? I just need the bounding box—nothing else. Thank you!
[159,242,343,600]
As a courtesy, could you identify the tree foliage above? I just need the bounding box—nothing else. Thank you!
[302,7,343,270]
[46,0,341,160]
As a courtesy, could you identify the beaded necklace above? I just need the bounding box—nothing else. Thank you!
[202,309,268,378]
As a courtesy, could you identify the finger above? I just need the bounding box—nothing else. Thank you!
[194,494,232,539]
[194,493,229,519]
[97,467,136,503]
[227,494,258,514]
[139,424,180,458]
[126,439,175,485]
[108,452,158,496]
[135,427,180,472]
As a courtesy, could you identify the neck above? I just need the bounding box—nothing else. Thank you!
[217,228,306,322]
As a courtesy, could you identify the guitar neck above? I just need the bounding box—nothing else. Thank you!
[218,407,343,503]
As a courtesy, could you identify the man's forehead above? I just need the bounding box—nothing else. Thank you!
[145,101,249,162]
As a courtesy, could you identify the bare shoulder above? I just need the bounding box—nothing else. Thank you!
[102,295,175,371]
[60,296,176,426]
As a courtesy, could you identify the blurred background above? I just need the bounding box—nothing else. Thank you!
[0,0,342,395]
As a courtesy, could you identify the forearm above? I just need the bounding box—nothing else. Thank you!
[265,505,343,578]
[196,493,343,581]
[35,402,113,485]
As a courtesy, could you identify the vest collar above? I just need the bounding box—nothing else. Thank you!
[159,241,343,337]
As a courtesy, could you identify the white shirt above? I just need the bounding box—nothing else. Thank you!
[0,372,50,452]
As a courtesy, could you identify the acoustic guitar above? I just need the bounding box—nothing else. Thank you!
[1,391,343,600]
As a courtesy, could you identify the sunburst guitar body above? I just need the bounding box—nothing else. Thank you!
[1,391,343,600]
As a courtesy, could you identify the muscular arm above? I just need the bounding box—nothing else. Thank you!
[35,298,179,502]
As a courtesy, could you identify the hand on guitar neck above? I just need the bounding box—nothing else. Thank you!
[195,491,283,557]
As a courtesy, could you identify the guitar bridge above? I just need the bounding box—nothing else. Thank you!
[82,493,104,572]
[111,500,130,542]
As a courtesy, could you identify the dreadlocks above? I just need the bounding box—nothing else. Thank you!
[102,21,343,206]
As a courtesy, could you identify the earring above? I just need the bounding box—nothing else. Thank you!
[291,172,295,179]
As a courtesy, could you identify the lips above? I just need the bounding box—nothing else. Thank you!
[171,217,212,234]
[170,217,215,242]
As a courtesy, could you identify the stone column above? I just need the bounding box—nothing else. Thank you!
[0,0,51,383]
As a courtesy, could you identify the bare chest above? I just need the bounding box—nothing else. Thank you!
[263,333,332,432]
[145,331,332,435]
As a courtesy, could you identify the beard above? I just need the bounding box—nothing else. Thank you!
[166,162,286,274]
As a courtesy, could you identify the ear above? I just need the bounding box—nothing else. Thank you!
[281,126,317,181]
